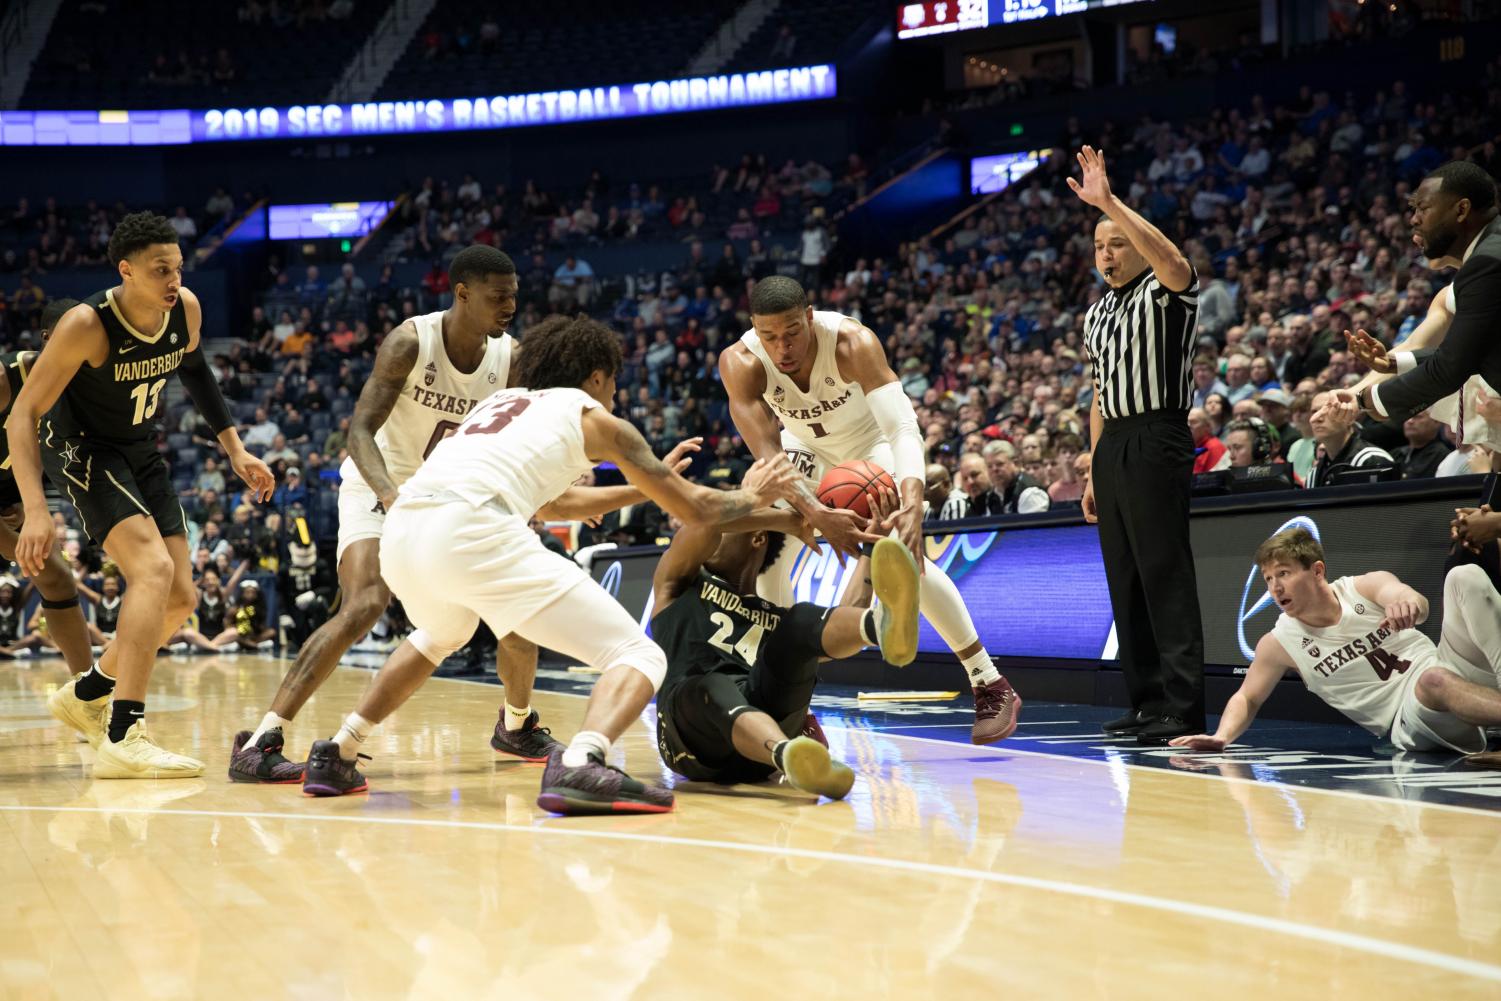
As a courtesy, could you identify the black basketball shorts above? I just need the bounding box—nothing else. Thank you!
[42,436,185,545]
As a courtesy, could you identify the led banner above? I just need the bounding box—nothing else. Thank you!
[268,201,393,240]
[0,64,837,147]
[897,0,1152,38]
[592,490,1465,669]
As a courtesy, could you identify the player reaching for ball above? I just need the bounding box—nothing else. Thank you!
[720,275,1021,744]
[651,488,921,799]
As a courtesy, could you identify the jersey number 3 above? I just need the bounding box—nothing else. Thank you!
[129,378,167,425]
[708,611,765,666]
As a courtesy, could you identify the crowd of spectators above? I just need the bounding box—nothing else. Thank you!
[5,43,1501,656]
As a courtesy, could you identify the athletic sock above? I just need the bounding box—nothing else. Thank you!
[771,739,790,774]
[248,711,292,746]
[562,730,611,768]
[73,662,115,702]
[859,607,880,646]
[503,701,531,732]
[332,713,374,762]
[962,649,1002,686]
[107,699,144,743]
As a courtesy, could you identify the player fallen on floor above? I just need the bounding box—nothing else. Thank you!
[301,314,803,813]
[651,488,920,801]
[1171,527,1501,762]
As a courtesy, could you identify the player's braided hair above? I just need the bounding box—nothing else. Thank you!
[107,212,179,266]
[513,313,622,390]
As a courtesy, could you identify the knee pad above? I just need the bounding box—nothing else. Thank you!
[408,627,469,665]
[597,634,668,691]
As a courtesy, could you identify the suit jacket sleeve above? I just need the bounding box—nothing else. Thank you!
[1373,255,1501,422]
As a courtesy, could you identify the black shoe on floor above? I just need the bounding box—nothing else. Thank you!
[537,749,673,816]
[1136,715,1195,746]
[1102,709,1151,735]
[302,739,370,796]
[490,710,563,762]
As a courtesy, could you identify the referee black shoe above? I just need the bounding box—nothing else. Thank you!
[1136,716,1195,746]
[1102,709,1151,735]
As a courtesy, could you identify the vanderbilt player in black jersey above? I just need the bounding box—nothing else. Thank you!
[651,492,921,800]
[0,299,99,688]
[9,212,274,779]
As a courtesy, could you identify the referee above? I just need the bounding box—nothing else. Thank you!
[1069,146,1205,745]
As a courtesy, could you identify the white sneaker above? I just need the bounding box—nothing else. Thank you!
[93,722,205,779]
[869,538,921,668]
[47,677,109,749]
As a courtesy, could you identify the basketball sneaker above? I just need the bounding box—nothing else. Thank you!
[302,740,369,797]
[47,677,109,749]
[779,736,855,800]
[93,722,205,779]
[972,676,1022,745]
[228,729,305,783]
[869,537,920,667]
[800,712,829,749]
[490,709,564,762]
[537,749,674,816]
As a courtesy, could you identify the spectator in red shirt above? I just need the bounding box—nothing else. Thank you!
[1189,408,1229,473]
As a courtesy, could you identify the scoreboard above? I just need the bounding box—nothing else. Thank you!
[896,0,1151,39]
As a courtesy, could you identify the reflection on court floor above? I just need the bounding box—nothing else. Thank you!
[2,654,1498,999]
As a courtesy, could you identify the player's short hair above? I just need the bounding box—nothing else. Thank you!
[749,275,807,316]
[513,314,621,390]
[1254,526,1324,571]
[1427,160,1498,213]
[449,245,515,288]
[107,212,179,266]
[759,531,787,575]
[40,297,81,333]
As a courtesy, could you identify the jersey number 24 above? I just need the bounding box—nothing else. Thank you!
[708,611,765,666]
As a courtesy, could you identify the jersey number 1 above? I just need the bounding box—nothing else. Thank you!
[129,378,167,425]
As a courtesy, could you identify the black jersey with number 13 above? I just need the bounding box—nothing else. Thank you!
[46,289,190,445]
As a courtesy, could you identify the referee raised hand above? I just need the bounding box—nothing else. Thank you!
[1070,146,1205,745]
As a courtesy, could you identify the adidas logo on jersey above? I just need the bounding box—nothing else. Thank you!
[1301,637,1312,648]
[423,362,437,387]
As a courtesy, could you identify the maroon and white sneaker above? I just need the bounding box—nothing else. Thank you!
[972,676,1022,745]
[537,749,673,816]
[799,712,829,749]
[228,729,305,784]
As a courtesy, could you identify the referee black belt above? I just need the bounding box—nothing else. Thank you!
[1102,408,1188,430]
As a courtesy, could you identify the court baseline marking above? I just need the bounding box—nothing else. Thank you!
[1,800,1498,985]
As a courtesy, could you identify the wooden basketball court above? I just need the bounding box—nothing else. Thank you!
[3,654,1499,999]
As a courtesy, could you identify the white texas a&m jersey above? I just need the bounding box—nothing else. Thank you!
[399,387,600,517]
[1271,576,1439,736]
[740,310,883,462]
[338,309,514,489]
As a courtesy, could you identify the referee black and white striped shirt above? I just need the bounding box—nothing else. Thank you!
[1083,267,1199,419]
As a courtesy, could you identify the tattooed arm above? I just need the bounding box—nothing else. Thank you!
[581,409,800,526]
[348,322,419,510]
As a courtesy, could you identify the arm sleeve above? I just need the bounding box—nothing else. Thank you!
[1372,257,1501,422]
[178,345,235,434]
[865,381,927,486]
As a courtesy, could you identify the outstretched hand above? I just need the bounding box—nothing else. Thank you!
[1065,146,1114,209]
[664,436,703,475]
[1344,328,1393,375]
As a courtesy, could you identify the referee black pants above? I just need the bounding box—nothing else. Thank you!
[1092,409,1204,727]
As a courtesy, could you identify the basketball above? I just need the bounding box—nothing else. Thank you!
[816,460,897,519]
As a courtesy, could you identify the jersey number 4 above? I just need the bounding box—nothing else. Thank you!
[129,378,167,425]
[1365,649,1412,682]
[708,611,765,666]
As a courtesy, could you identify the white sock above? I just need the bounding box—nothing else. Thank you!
[333,712,375,762]
[248,711,292,746]
[503,701,531,732]
[961,649,1001,686]
[562,730,611,768]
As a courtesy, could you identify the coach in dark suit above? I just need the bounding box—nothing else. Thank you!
[1338,161,1501,423]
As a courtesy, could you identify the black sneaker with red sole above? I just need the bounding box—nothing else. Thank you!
[228,729,305,784]
[537,749,673,816]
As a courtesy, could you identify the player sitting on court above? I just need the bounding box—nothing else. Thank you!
[652,492,920,800]
[1172,527,1501,759]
